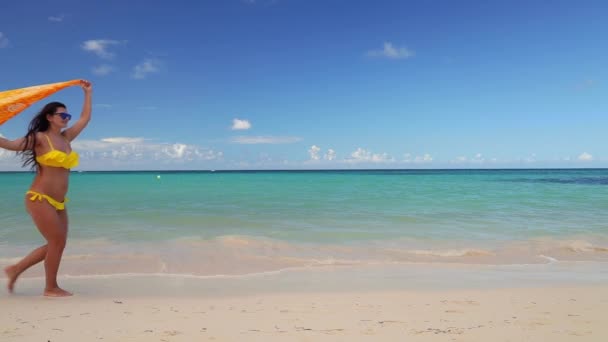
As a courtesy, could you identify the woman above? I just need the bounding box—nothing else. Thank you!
[0,80,92,297]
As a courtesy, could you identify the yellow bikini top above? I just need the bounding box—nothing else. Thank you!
[36,133,79,169]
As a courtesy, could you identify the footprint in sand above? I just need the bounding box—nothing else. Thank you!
[441,300,479,306]
[163,330,181,336]
[445,310,464,314]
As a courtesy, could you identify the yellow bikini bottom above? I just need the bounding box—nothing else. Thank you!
[26,191,68,211]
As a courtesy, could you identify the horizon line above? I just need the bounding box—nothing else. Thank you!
[1,167,607,173]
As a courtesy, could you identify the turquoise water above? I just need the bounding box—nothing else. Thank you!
[1,169,607,274]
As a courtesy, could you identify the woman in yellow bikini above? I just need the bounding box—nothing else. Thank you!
[0,79,92,297]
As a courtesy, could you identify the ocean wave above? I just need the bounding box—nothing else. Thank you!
[2,235,607,278]
[554,240,608,253]
[406,249,494,257]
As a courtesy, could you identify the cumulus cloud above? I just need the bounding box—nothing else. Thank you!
[231,136,302,144]
[578,152,593,162]
[231,119,251,130]
[325,148,336,161]
[72,137,222,163]
[132,58,161,79]
[405,153,433,164]
[414,154,433,163]
[101,137,145,144]
[346,148,394,163]
[307,145,337,162]
[92,64,115,76]
[367,42,414,60]
[0,135,9,159]
[0,32,9,48]
[0,134,18,164]
[82,39,122,59]
[470,153,485,163]
[0,149,16,161]
[523,154,537,163]
[308,145,321,160]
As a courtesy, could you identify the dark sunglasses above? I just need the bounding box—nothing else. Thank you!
[55,112,72,120]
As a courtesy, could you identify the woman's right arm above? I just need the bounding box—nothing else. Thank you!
[0,136,27,151]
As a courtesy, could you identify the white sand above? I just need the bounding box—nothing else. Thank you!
[2,260,608,342]
[1,286,607,341]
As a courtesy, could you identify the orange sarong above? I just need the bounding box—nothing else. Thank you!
[0,80,81,126]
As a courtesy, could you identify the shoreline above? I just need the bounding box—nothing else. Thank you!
[2,234,607,278]
[3,261,608,297]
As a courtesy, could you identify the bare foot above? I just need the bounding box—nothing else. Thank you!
[44,287,73,297]
[4,265,18,293]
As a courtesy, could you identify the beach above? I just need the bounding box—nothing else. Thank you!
[2,265,608,341]
[2,0,607,338]
[1,170,607,341]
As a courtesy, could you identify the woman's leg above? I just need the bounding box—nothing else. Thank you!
[26,198,71,296]
[4,245,48,293]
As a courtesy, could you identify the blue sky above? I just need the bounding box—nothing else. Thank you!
[0,0,606,170]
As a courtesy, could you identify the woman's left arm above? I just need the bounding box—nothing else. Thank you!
[63,80,92,141]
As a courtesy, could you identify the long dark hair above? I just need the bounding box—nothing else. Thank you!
[19,101,66,169]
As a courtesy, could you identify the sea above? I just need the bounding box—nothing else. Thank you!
[1,169,607,280]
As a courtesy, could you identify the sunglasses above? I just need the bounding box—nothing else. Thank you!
[55,112,72,120]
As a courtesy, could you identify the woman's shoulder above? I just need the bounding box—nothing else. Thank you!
[30,131,49,147]
[32,131,46,140]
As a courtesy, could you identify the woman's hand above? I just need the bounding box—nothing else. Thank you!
[80,79,92,93]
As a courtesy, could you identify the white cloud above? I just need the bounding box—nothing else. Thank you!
[72,137,222,163]
[231,136,302,144]
[48,14,65,22]
[0,134,18,163]
[308,145,321,160]
[0,149,16,160]
[404,153,433,164]
[82,39,122,59]
[132,58,161,79]
[325,148,336,161]
[162,144,188,159]
[346,148,394,163]
[307,146,336,162]
[92,64,114,76]
[367,42,414,60]
[101,137,145,144]
[231,119,251,130]
[523,154,537,163]
[414,154,433,163]
[0,32,9,48]
[578,152,593,162]
[451,154,501,165]
[471,153,484,163]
